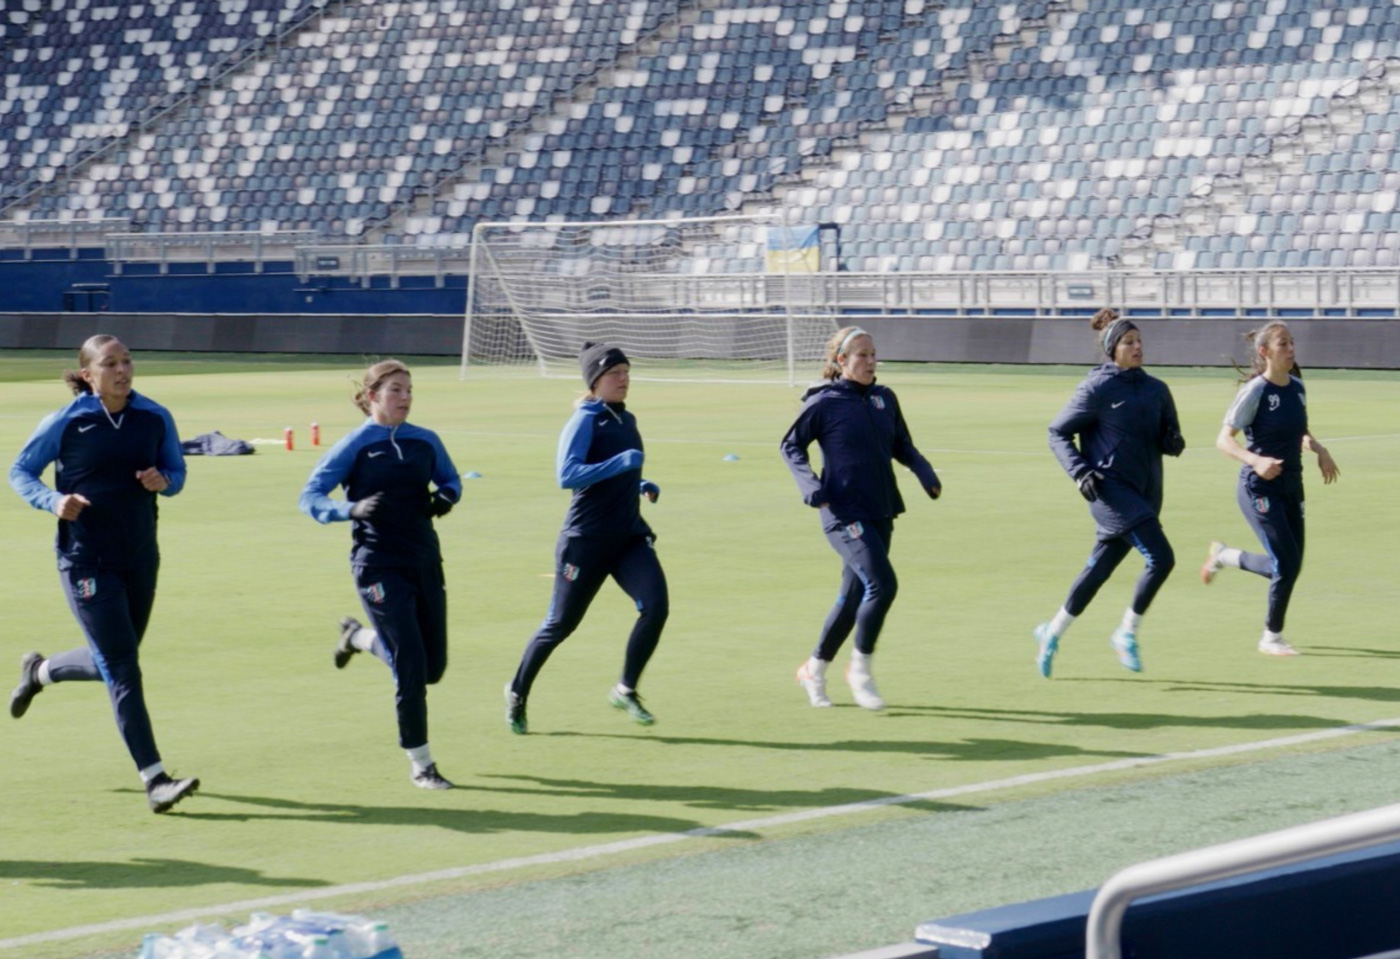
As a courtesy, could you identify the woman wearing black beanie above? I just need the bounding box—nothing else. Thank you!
[503,343,669,734]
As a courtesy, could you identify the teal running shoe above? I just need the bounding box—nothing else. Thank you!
[1033,623,1059,679]
[1110,628,1142,672]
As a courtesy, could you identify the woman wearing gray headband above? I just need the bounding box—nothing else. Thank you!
[1033,309,1186,678]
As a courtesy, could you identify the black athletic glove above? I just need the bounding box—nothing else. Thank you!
[427,490,456,518]
[349,492,383,519]
[1076,471,1105,503]
[1161,427,1186,457]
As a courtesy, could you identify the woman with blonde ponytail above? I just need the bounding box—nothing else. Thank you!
[780,327,942,711]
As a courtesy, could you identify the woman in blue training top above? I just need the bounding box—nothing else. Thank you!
[504,342,668,735]
[1200,321,1339,656]
[781,326,941,711]
[300,359,462,789]
[1034,309,1185,677]
[8,334,199,814]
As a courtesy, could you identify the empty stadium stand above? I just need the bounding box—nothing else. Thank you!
[6,0,1400,277]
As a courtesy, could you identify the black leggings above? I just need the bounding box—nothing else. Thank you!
[511,533,669,698]
[1064,518,1176,619]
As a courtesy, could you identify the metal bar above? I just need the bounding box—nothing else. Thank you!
[1085,802,1400,959]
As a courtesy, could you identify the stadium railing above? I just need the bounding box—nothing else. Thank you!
[1085,801,1400,959]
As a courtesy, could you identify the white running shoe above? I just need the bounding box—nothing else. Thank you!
[845,664,885,711]
[1258,636,1300,656]
[796,662,832,708]
[1200,541,1227,585]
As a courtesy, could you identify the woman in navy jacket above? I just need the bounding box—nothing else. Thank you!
[781,327,941,711]
[9,335,199,814]
[1200,321,1339,656]
[503,343,668,734]
[300,359,462,789]
[1034,309,1185,677]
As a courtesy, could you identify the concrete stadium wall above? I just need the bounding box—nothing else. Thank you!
[2,312,1399,368]
[859,315,1400,369]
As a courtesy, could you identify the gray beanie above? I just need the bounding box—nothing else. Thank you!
[579,341,629,389]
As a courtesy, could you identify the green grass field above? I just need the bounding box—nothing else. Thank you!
[1,351,1397,958]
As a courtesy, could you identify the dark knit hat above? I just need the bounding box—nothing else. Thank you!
[579,341,629,389]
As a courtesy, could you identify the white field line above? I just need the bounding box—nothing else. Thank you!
[7,716,1400,952]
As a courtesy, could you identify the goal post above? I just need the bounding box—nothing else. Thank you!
[459,213,838,385]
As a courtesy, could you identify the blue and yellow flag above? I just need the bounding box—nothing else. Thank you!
[765,225,820,273]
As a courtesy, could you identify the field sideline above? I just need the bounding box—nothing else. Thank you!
[1,352,1397,958]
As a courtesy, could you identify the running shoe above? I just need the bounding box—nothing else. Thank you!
[334,617,361,669]
[504,682,528,735]
[1033,623,1059,679]
[608,688,656,725]
[1200,541,1227,585]
[1110,628,1142,672]
[147,772,200,813]
[411,763,454,790]
[1258,636,1300,657]
[844,664,885,711]
[9,651,44,719]
[796,661,832,707]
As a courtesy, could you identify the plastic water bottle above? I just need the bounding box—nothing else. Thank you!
[293,909,403,959]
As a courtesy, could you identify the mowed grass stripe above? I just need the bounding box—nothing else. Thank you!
[0,356,1395,956]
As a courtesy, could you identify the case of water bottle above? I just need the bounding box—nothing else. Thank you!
[137,909,404,959]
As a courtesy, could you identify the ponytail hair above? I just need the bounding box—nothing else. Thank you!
[63,333,122,395]
[1236,321,1301,382]
[821,326,871,380]
[353,358,411,414]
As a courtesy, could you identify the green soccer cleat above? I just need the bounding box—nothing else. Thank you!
[504,682,528,735]
[608,688,655,725]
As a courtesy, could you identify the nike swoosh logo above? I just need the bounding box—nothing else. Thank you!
[367,451,386,458]
[78,424,98,433]
[1111,401,1126,409]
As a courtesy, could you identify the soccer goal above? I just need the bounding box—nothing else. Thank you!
[459,213,838,385]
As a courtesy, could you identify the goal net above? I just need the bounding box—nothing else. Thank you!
[460,213,838,385]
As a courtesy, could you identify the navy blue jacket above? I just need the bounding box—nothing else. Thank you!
[300,419,461,568]
[10,391,185,570]
[781,378,940,533]
[1048,364,1182,539]
[555,399,656,541]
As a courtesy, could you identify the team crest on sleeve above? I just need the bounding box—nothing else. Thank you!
[1252,496,1270,515]
[870,395,886,410]
[561,562,580,582]
[360,582,386,604]
[845,521,865,540]
[75,577,97,600]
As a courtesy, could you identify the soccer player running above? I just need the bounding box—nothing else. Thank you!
[8,334,199,814]
[504,342,668,734]
[1200,321,1339,656]
[1034,309,1185,677]
[300,359,462,789]
[781,327,941,710]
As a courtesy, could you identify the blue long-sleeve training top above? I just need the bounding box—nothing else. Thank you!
[555,398,655,541]
[299,419,462,568]
[1047,363,1182,539]
[780,378,939,532]
[10,391,185,570]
